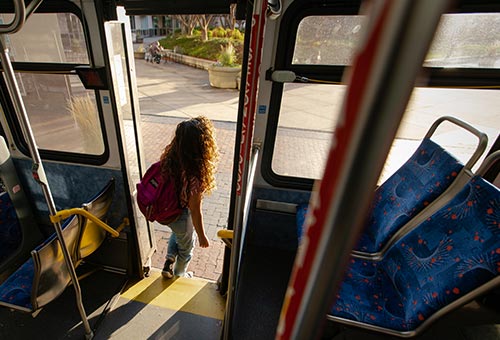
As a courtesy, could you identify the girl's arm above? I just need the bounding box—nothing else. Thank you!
[188,191,210,248]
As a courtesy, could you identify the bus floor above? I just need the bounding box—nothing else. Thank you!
[0,263,225,339]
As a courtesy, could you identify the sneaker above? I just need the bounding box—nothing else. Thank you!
[182,271,193,278]
[162,257,175,279]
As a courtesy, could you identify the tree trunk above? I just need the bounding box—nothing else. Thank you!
[197,15,215,42]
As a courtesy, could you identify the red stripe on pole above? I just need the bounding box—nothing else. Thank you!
[276,2,391,339]
[237,0,267,196]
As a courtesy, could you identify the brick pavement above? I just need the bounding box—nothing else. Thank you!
[140,115,235,281]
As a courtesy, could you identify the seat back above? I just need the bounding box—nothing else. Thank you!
[0,192,22,264]
[78,179,115,260]
[355,138,464,253]
[0,137,43,284]
[32,215,83,311]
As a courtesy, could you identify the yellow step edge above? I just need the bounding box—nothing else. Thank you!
[120,269,226,320]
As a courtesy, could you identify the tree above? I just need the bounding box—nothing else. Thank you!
[197,15,215,41]
[229,4,237,30]
[173,15,197,36]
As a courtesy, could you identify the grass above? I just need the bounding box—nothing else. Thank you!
[159,34,243,65]
[68,94,103,154]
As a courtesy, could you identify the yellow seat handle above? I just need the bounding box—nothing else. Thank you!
[217,229,233,248]
[50,208,120,238]
[217,229,233,239]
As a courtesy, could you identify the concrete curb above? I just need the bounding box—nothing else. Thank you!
[164,50,215,70]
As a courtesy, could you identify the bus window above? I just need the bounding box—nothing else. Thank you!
[272,83,345,179]
[0,13,88,63]
[292,15,365,65]
[269,12,500,184]
[426,13,500,68]
[15,73,104,154]
[0,12,105,156]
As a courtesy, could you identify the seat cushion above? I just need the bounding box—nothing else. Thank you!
[331,176,500,332]
[0,258,34,310]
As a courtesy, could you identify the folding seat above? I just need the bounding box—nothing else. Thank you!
[0,179,115,314]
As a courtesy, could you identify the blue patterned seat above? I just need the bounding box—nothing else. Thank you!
[297,117,487,255]
[0,215,81,312]
[354,138,463,254]
[328,175,500,336]
[0,192,22,264]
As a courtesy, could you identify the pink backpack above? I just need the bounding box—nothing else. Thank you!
[136,162,183,223]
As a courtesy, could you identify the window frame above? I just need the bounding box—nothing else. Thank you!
[261,0,500,191]
[0,1,109,165]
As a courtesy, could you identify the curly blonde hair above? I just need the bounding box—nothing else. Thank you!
[160,116,218,206]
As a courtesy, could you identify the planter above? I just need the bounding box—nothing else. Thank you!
[208,65,241,89]
[134,51,145,59]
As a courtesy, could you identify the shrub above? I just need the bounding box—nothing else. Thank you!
[212,27,227,38]
[216,43,237,67]
[230,29,244,41]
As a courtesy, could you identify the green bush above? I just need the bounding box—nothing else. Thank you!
[212,27,227,38]
[159,33,243,64]
[230,29,244,41]
[217,43,237,67]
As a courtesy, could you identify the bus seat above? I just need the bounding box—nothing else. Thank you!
[354,137,464,254]
[0,192,22,265]
[0,136,44,284]
[0,215,82,312]
[0,179,116,314]
[327,157,500,337]
[78,178,115,260]
[297,117,487,259]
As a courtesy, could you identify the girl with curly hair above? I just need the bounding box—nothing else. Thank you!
[160,116,219,278]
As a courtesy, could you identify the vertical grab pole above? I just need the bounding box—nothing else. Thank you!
[223,0,268,338]
[0,37,93,340]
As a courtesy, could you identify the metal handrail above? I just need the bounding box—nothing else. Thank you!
[50,208,120,238]
[425,115,488,170]
[0,0,25,34]
[223,144,260,338]
[0,0,43,34]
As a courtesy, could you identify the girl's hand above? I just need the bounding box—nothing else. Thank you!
[198,233,210,248]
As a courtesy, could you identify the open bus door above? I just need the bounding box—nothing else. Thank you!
[103,9,155,276]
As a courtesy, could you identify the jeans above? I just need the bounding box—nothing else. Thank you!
[166,209,196,276]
